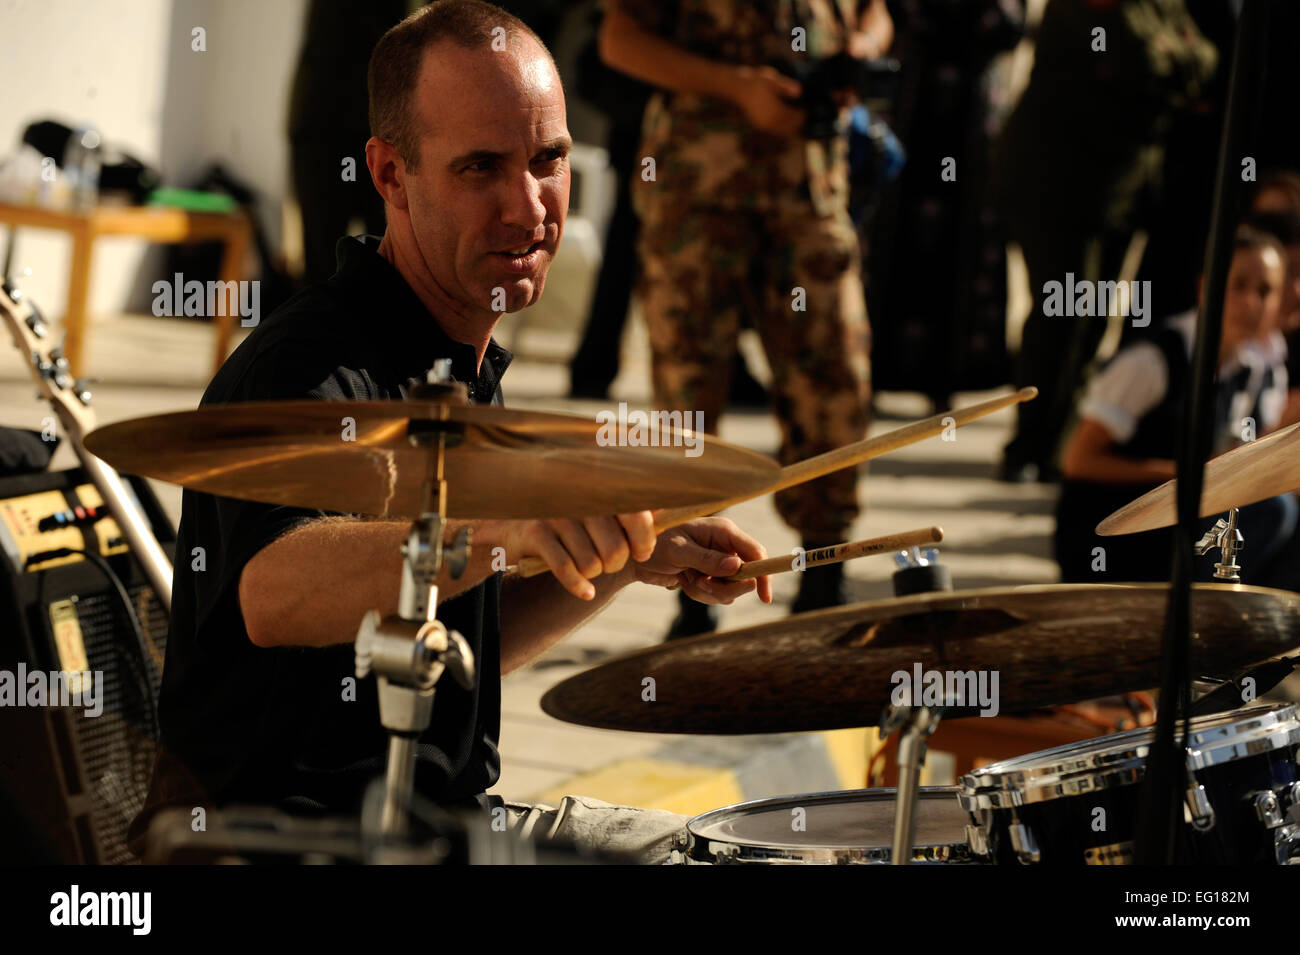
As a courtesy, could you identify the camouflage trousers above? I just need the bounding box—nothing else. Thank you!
[636,191,871,540]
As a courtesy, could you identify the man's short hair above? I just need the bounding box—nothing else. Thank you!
[368,0,552,171]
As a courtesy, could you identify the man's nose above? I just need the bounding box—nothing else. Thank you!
[499,171,546,231]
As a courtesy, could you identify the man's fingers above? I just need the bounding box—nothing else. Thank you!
[681,572,756,606]
[552,519,603,579]
[707,519,767,563]
[638,569,682,590]
[531,530,596,601]
[764,67,802,100]
[616,511,657,563]
[583,516,631,575]
[670,536,744,578]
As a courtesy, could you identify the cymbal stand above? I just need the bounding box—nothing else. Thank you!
[881,545,954,863]
[354,367,476,837]
[880,703,942,866]
[1193,507,1243,582]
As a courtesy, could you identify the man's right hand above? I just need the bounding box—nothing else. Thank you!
[731,66,805,137]
[476,513,658,601]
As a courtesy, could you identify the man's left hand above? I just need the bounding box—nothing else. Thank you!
[631,516,773,605]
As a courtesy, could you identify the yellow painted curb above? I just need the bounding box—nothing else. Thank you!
[823,727,871,789]
[537,757,746,817]
[537,728,875,816]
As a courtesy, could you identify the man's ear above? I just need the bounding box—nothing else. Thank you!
[365,136,409,212]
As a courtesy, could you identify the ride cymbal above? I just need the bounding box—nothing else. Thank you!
[541,584,1300,734]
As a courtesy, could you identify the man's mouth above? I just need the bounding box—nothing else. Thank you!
[491,242,545,272]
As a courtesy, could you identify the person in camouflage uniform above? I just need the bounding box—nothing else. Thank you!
[602,0,890,634]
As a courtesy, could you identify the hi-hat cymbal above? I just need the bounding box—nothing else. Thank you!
[83,400,781,519]
[540,584,1300,734]
[1098,421,1300,535]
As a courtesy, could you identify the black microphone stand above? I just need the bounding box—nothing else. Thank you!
[1134,0,1271,864]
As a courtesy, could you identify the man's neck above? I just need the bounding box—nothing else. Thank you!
[375,231,496,372]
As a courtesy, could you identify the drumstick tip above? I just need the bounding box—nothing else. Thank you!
[929,526,944,542]
[1017,386,1039,402]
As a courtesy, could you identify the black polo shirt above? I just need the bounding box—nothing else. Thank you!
[130,236,511,849]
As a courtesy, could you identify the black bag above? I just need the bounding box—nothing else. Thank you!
[21,120,161,204]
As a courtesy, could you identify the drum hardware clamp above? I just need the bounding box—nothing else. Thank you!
[1193,507,1243,582]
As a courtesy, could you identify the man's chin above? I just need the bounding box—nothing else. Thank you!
[485,275,546,313]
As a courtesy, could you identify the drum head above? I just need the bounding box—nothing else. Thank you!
[685,788,975,864]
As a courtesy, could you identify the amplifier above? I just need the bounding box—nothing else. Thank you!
[0,467,174,864]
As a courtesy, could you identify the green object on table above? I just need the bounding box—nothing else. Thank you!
[146,188,237,214]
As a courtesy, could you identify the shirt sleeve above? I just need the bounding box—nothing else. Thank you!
[1077,342,1169,444]
[189,343,362,648]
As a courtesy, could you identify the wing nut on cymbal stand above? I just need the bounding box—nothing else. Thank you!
[1193,507,1243,582]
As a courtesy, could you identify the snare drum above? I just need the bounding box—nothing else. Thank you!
[680,787,985,864]
[960,703,1300,865]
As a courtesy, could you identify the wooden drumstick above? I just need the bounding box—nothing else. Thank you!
[514,387,1034,579]
[719,526,943,582]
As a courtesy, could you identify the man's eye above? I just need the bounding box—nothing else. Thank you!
[465,160,495,173]
[536,150,565,164]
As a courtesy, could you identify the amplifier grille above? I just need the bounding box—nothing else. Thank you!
[61,584,167,865]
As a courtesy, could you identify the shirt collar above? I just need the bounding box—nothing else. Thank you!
[334,235,514,396]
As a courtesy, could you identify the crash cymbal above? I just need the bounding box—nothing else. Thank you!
[540,584,1300,734]
[1098,421,1300,535]
[83,400,781,519]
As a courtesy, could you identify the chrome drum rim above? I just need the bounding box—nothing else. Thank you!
[958,703,1300,811]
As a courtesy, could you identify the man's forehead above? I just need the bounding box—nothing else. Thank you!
[412,38,566,148]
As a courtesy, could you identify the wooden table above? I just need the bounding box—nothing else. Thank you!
[0,200,252,376]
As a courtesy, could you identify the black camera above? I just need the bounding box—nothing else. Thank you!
[782,54,900,140]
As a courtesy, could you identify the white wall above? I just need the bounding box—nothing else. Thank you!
[0,0,307,318]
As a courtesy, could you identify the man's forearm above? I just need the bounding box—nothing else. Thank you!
[600,5,742,103]
[239,516,497,648]
[499,564,636,674]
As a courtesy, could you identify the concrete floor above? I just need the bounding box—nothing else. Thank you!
[0,306,1059,806]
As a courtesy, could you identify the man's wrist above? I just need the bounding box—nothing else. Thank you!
[715,63,749,107]
[611,561,640,591]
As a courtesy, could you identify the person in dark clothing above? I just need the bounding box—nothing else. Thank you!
[132,0,773,865]
[287,0,405,284]
[865,0,1023,412]
[1055,226,1294,585]
[993,0,1217,482]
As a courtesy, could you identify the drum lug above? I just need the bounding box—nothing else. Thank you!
[1286,782,1300,823]
[1184,784,1216,832]
[1253,791,1284,829]
[965,824,989,859]
[1008,822,1041,864]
